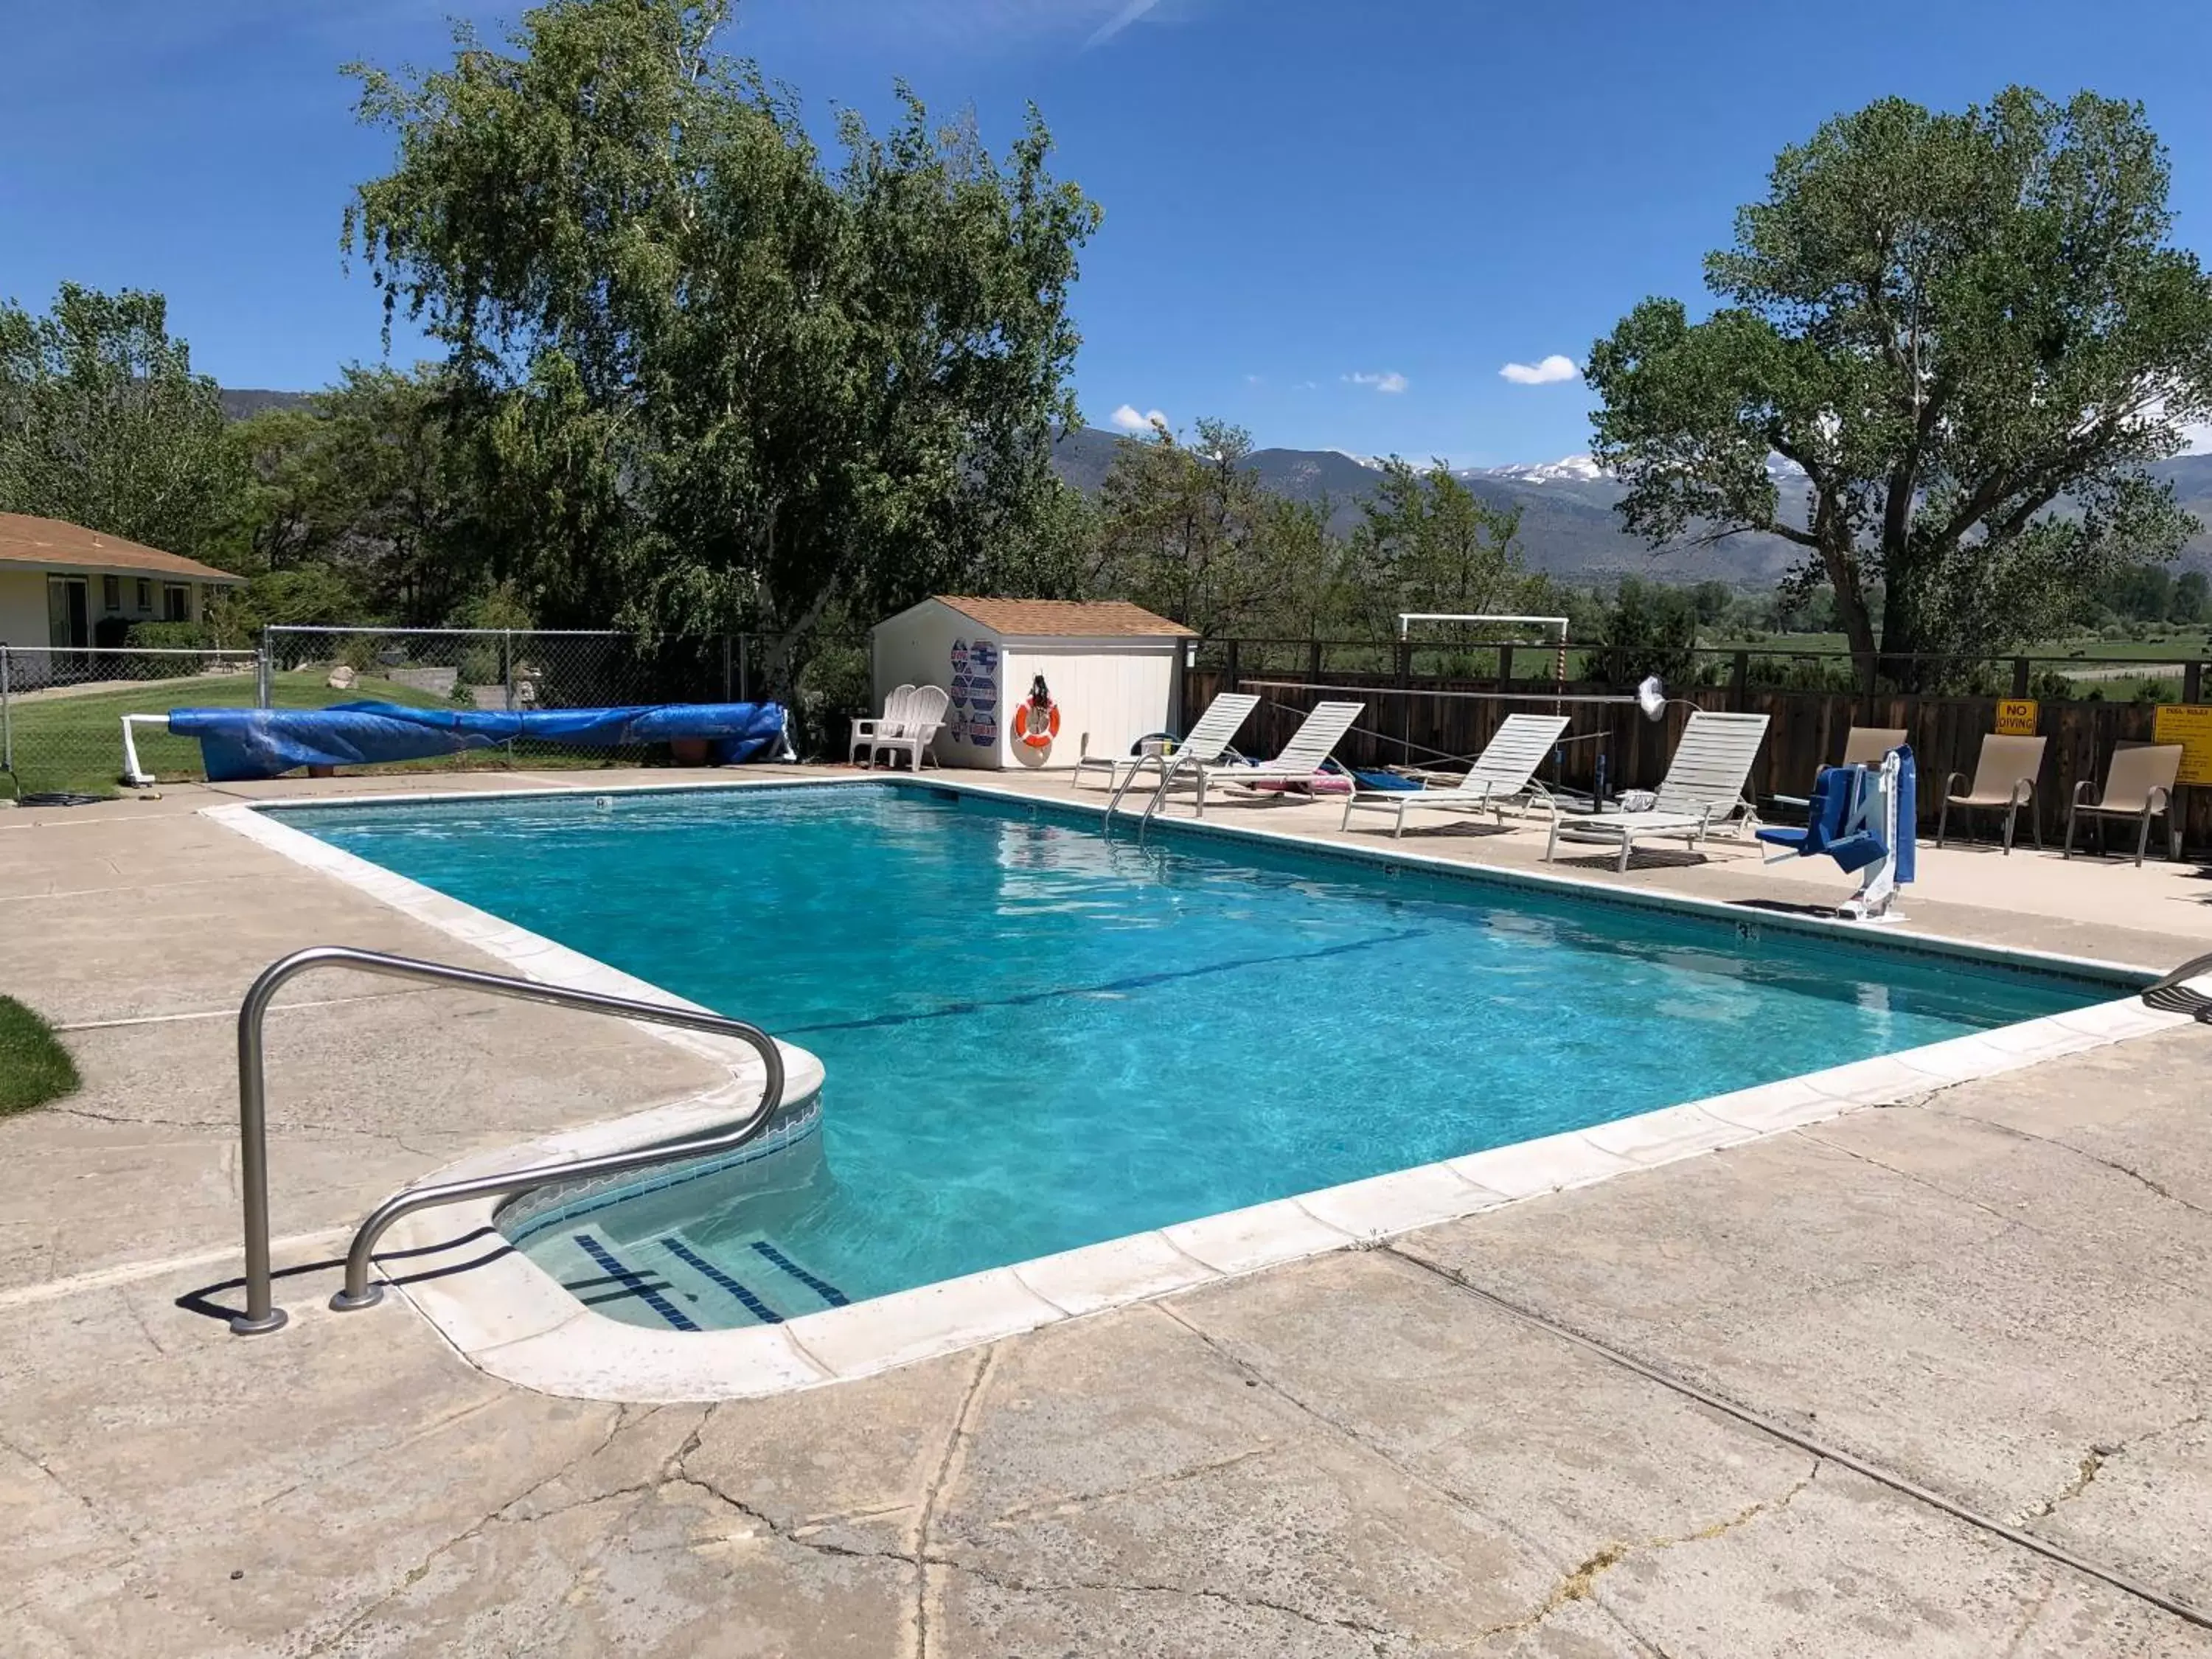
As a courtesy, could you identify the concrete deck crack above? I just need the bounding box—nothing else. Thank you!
[302,1402,632,1656]
[2015,1449,2107,1528]
[1929,1108,2212,1221]
[1475,1460,1822,1641]
[1146,1299,1659,1655]
[983,1444,1279,1527]
[914,1347,999,1659]
[1797,1127,2034,1234]
[926,1554,1399,1651]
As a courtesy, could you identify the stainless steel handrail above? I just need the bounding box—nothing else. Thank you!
[231,946,786,1336]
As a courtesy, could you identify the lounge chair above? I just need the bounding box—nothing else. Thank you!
[1545,710,1771,872]
[869,685,950,772]
[849,684,916,765]
[1937,733,2045,854]
[1072,692,1259,794]
[1341,713,1570,838]
[2065,743,2183,866]
[1175,700,1365,816]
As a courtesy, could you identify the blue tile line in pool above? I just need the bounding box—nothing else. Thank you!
[777,925,1435,1036]
[748,1239,851,1307]
[661,1236,784,1324]
[569,1233,700,1332]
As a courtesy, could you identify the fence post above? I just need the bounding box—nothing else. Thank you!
[1497,643,1514,689]
[1307,638,1322,683]
[257,627,273,708]
[2185,661,2203,705]
[502,630,515,712]
[2011,657,2031,699]
[1730,650,1749,709]
[721,635,733,702]
[1225,638,1241,692]
[1,644,11,775]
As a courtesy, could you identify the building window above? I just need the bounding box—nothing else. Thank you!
[136,579,152,612]
[102,575,121,612]
[164,584,190,622]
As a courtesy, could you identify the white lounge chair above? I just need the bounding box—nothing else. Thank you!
[1341,713,1571,838]
[849,684,916,765]
[869,685,950,772]
[1545,710,1770,872]
[1073,692,1260,795]
[1175,700,1366,816]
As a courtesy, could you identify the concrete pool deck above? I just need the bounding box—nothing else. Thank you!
[3,765,2210,1655]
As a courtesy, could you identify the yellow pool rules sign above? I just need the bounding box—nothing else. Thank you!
[1994,698,2039,736]
[2154,703,2212,786]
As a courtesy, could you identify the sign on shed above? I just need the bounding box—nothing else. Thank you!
[1994,698,2039,737]
[2153,703,2212,786]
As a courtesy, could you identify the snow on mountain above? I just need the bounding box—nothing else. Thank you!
[1476,453,1610,485]
[1330,449,1387,471]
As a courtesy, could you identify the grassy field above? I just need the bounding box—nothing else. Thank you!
[0,997,79,1115]
[0,669,634,799]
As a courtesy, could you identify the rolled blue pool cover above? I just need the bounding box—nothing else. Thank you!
[168,700,790,782]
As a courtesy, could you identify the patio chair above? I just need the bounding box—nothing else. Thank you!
[849,684,915,765]
[1937,734,2046,855]
[869,685,950,773]
[1545,710,1771,873]
[1175,700,1366,816]
[2064,742,2183,866]
[1341,713,1571,838]
[1072,692,1259,794]
[1773,726,1907,814]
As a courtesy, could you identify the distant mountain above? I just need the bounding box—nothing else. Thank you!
[1050,427,2212,582]
[219,388,313,420]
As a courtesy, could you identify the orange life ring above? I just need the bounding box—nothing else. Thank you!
[1018,700,1060,749]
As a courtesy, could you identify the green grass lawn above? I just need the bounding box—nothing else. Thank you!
[0,997,79,1115]
[1,669,639,799]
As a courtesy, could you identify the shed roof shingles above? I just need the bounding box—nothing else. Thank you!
[0,514,246,583]
[931,597,1194,639]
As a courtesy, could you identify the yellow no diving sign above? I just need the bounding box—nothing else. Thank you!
[1994,698,2039,736]
[2154,703,2212,786]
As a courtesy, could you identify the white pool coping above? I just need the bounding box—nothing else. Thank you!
[204,779,2202,1404]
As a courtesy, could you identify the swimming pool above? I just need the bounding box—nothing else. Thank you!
[282,782,2115,1334]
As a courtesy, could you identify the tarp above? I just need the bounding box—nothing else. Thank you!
[168,701,790,782]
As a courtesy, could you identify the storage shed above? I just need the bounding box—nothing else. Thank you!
[869,597,1196,771]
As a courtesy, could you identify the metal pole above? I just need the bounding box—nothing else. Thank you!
[230,946,787,1334]
[257,627,273,708]
[1,644,12,775]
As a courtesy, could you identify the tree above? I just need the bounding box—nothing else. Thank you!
[2172,569,2210,625]
[1091,420,1283,639]
[1586,88,2212,686]
[345,0,1099,694]
[225,366,470,622]
[1346,458,1530,636]
[0,283,246,564]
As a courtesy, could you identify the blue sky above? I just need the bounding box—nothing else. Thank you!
[5,0,2211,465]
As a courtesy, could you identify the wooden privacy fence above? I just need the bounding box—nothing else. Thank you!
[1186,665,2212,857]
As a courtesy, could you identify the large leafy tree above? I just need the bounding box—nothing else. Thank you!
[345,0,1099,692]
[0,283,246,565]
[1346,458,1530,636]
[1585,88,2212,685]
[1091,420,1295,640]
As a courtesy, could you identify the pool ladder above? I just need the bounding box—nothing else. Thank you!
[1101,747,1213,842]
[227,946,785,1335]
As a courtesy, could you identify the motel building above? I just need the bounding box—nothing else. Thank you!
[0,512,248,686]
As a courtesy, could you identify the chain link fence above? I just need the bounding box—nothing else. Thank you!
[0,625,879,800]
[1,644,261,800]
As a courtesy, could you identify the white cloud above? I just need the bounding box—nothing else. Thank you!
[2185,420,2212,454]
[1500,354,1579,386]
[1244,373,1265,386]
[1110,403,1167,433]
[1345,371,1409,394]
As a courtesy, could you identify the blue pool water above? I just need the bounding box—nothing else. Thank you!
[282,783,2114,1330]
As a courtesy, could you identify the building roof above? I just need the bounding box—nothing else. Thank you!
[928,597,1196,639]
[0,514,247,584]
